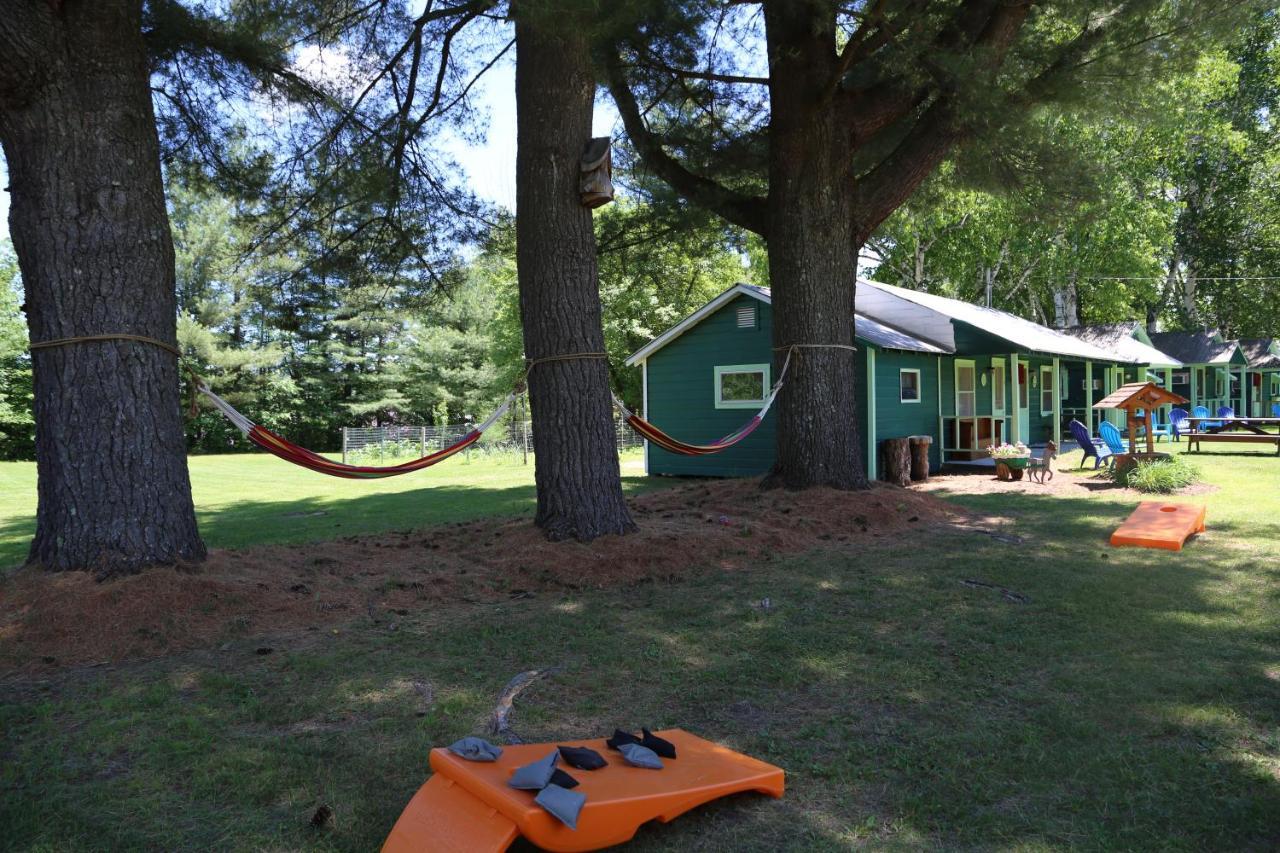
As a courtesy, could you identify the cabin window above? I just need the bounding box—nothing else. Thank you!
[1061,368,1070,400]
[991,359,1006,415]
[955,361,976,417]
[736,304,757,329]
[1271,375,1280,397]
[1172,371,1189,385]
[1040,366,1055,415]
[714,364,770,409]
[899,369,921,403]
[1018,363,1030,410]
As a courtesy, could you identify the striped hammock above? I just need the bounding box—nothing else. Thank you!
[199,385,517,479]
[610,367,785,457]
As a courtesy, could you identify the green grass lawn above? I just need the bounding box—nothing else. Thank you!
[0,449,655,570]
[2,446,1280,850]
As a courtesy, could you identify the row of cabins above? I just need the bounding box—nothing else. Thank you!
[625,280,1280,479]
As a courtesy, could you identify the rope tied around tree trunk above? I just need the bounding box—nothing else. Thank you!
[519,351,609,389]
[30,333,183,359]
[771,343,859,354]
[29,332,208,417]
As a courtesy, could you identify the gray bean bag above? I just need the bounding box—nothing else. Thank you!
[447,737,503,762]
[507,749,560,790]
[617,742,663,769]
[535,783,586,829]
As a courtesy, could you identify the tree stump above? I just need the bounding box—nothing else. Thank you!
[908,435,932,482]
[879,438,912,487]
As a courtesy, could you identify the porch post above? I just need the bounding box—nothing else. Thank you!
[1052,357,1061,447]
[936,356,944,467]
[1190,366,1199,412]
[1010,353,1021,444]
[1085,361,1094,432]
[1164,367,1173,421]
[866,347,877,480]
[1239,365,1247,416]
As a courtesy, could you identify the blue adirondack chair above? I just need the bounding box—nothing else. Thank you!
[1169,407,1189,441]
[1147,410,1173,442]
[1193,405,1221,430]
[1273,403,1280,418]
[1099,421,1128,457]
[1217,405,1235,421]
[1069,419,1112,469]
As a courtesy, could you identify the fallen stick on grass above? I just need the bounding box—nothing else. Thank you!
[491,664,565,743]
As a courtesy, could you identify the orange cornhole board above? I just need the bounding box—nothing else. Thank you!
[381,729,784,853]
[1110,502,1206,551]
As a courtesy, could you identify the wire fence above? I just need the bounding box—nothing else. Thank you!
[341,416,642,464]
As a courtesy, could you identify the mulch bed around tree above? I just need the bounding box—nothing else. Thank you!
[0,479,970,672]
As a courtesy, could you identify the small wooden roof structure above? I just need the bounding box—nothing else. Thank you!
[1093,381,1187,411]
[1093,381,1189,454]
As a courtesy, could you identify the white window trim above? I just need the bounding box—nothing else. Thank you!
[991,358,1006,416]
[1040,365,1055,415]
[714,363,770,409]
[899,368,922,404]
[955,359,977,418]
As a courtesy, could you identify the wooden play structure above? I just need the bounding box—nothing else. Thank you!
[1091,382,1189,470]
[1110,502,1207,551]
[381,729,785,852]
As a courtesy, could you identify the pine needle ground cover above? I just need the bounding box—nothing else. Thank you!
[2,447,1279,850]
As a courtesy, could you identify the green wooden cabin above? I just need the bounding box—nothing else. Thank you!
[1147,331,1248,415]
[627,281,1140,479]
[1238,338,1280,417]
[1062,323,1184,427]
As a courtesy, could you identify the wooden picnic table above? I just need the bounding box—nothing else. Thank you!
[1184,417,1280,454]
[1186,416,1280,435]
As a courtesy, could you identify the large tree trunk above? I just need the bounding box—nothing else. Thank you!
[0,0,205,574]
[514,8,637,541]
[761,1,866,490]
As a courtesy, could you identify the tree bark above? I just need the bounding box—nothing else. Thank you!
[514,8,637,541]
[878,438,911,487]
[0,0,205,574]
[761,0,865,490]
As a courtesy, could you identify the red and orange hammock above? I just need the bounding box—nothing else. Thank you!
[199,354,785,475]
[610,352,789,456]
[198,384,517,480]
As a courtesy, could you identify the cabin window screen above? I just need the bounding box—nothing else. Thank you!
[736,304,757,329]
[900,369,921,403]
[1172,371,1190,385]
[991,360,1006,415]
[955,361,976,417]
[714,364,770,409]
[1040,366,1055,415]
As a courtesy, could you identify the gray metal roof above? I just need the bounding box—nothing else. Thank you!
[624,282,947,365]
[1238,338,1280,369]
[1147,331,1240,365]
[855,313,947,354]
[857,280,1141,363]
[1062,323,1183,367]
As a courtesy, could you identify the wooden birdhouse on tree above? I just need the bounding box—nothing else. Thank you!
[1092,381,1188,461]
[580,137,614,208]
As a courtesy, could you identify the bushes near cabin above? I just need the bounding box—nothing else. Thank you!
[1110,455,1201,493]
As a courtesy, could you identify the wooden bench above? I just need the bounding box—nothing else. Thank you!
[1187,432,1280,454]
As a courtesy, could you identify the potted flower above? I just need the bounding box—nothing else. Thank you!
[988,442,1032,470]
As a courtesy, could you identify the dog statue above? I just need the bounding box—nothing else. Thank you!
[1028,440,1057,484]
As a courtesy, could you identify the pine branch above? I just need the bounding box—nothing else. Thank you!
[605,55,769,236]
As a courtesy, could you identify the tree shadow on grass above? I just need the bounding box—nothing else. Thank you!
[5,507,1280,850]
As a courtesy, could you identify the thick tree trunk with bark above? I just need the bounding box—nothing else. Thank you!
[0,0,205,574]
[514,10,637,541]
[762,1,866,490]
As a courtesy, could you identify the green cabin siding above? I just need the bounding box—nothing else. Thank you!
[645,294,778,476]
[874,350,942,469]
[639,293,1141,477]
